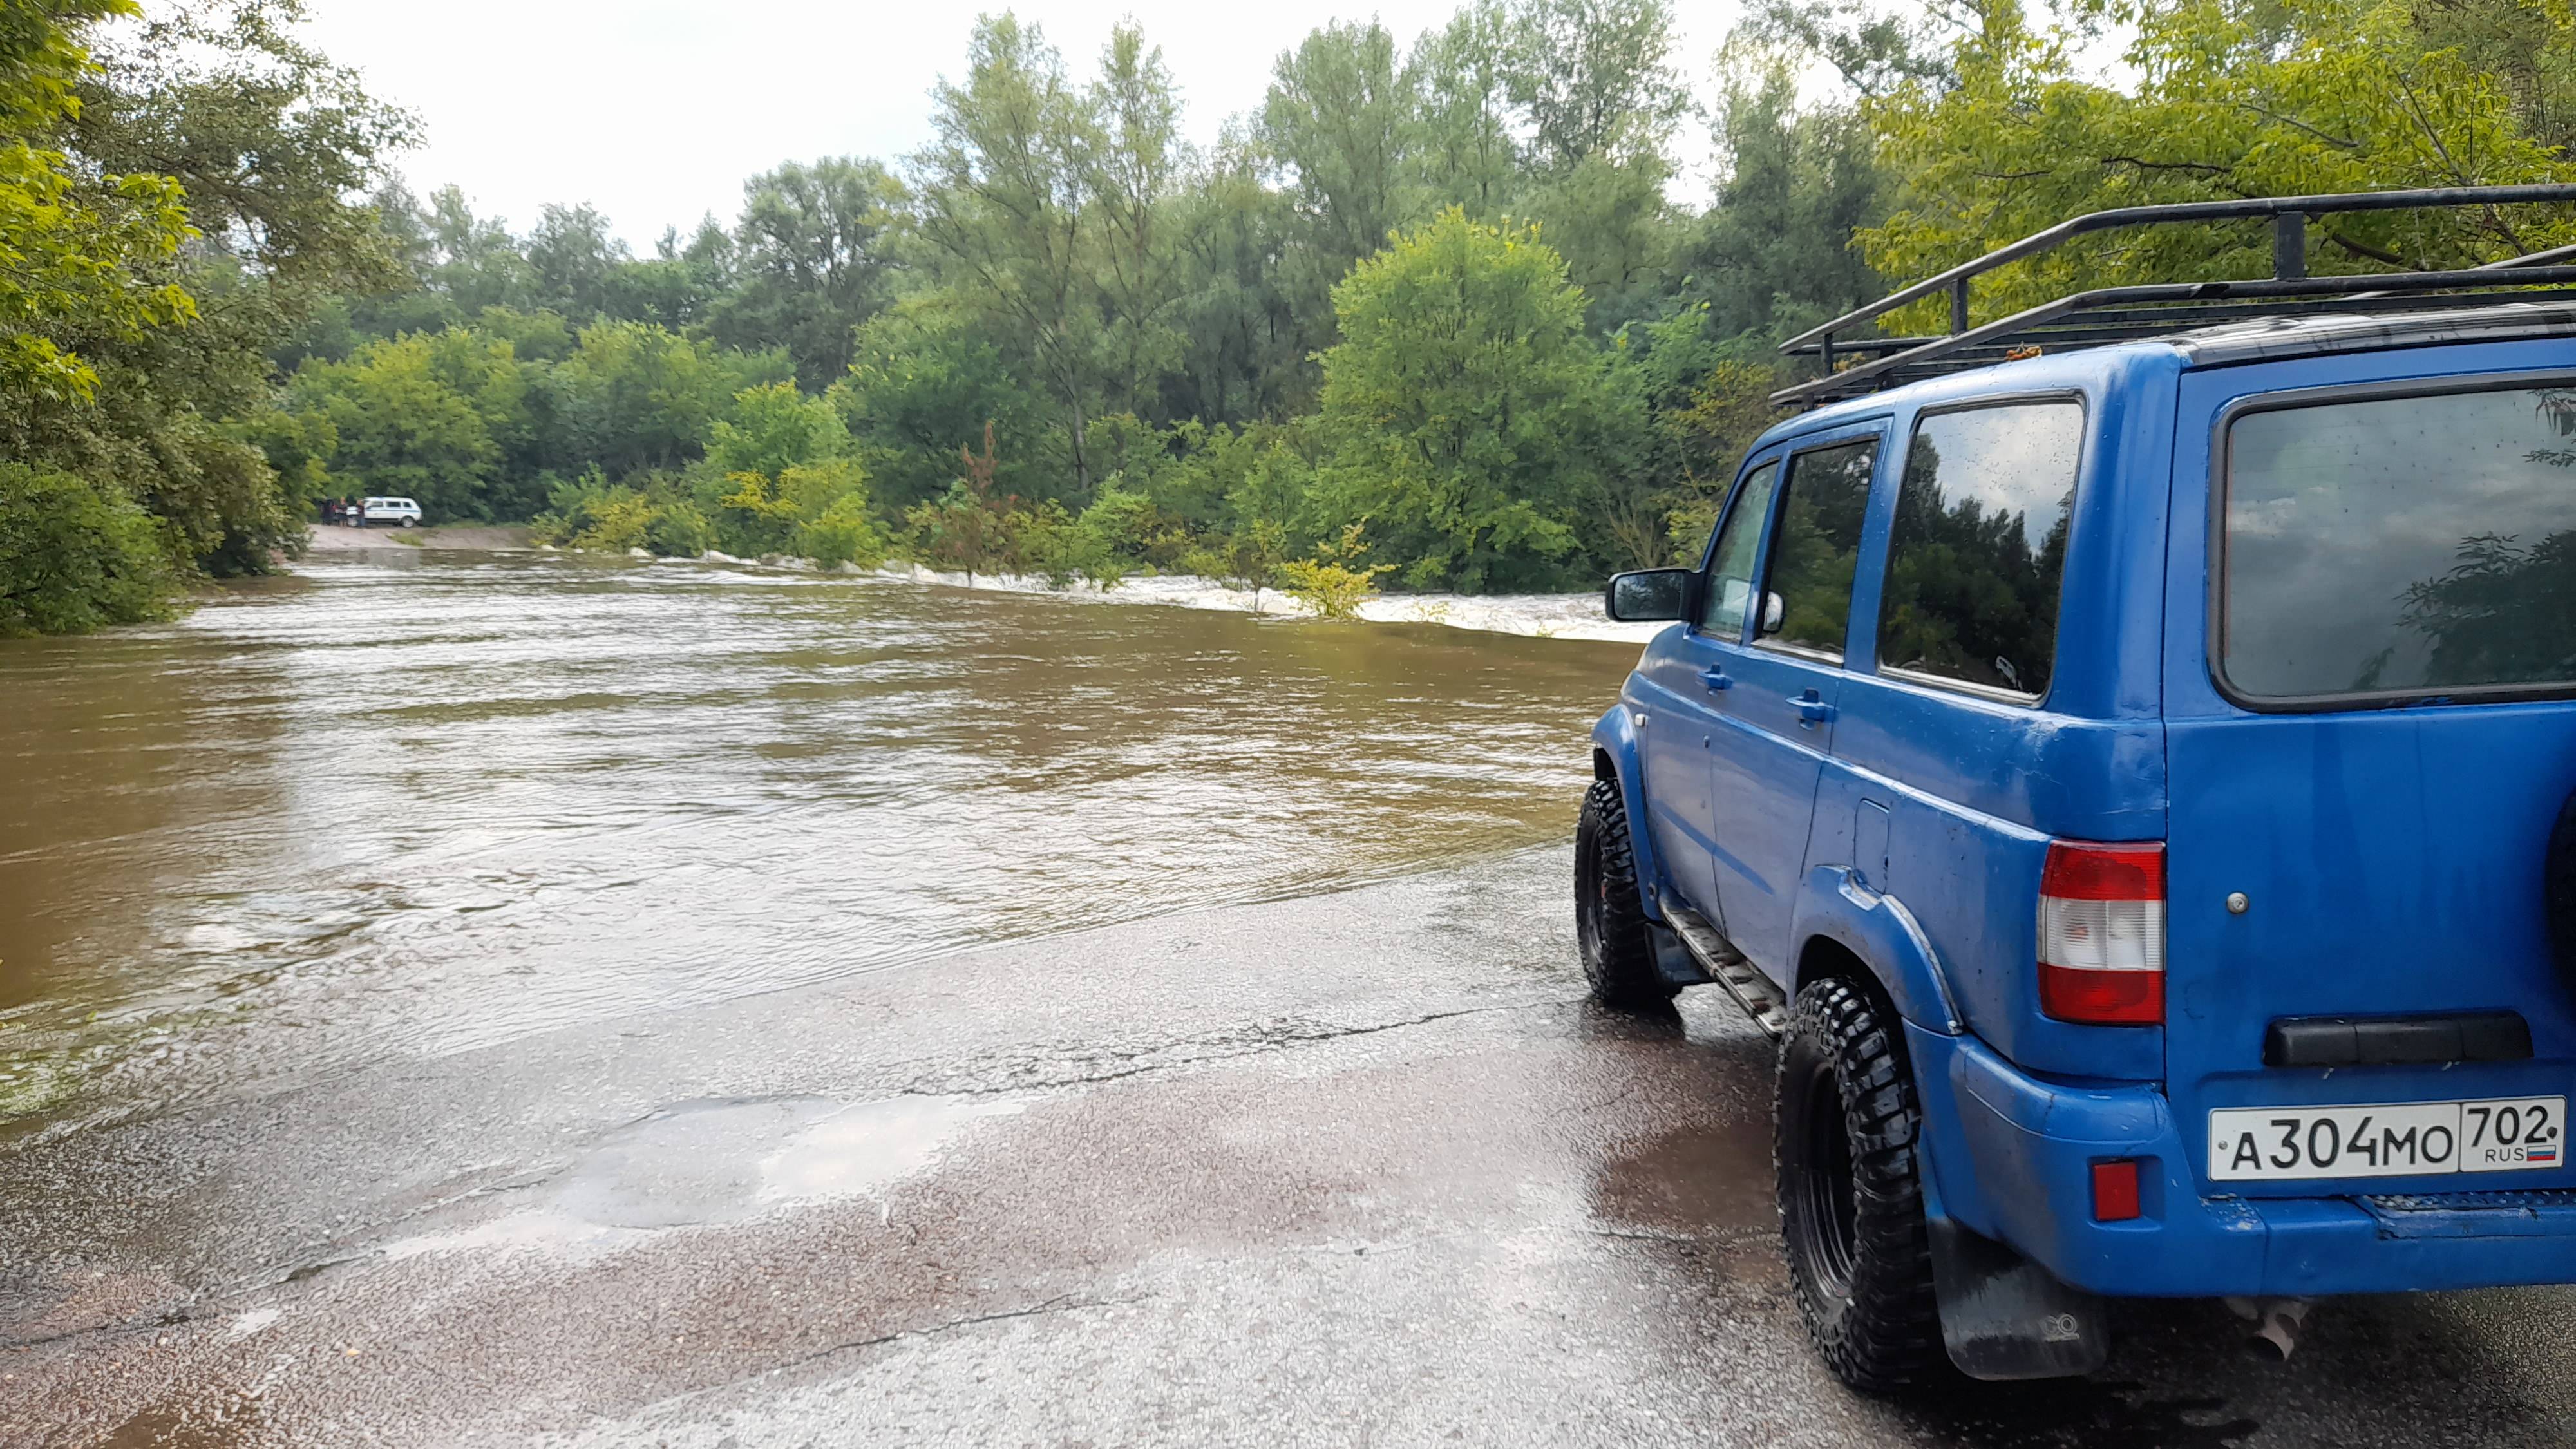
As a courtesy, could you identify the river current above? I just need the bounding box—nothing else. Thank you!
[0,550,1637,1132]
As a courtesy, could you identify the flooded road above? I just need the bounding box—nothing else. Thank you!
[0,552,1630,1130]
[11,553,2576,1447]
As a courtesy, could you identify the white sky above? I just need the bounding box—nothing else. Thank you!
[296,1,1737,249]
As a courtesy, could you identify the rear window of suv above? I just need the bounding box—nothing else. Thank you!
[2223,381,2576,703]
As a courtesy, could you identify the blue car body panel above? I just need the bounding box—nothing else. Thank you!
[1610,329,2576,1300]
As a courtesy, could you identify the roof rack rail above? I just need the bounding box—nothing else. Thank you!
[1772,185,2576,408]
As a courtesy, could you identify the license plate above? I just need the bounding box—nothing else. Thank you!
[2208,1096,2566,1181]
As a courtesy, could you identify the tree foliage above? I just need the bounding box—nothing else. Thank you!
[1861,0,2576,330]
[21,0,2576,631]
[1316,210,1607,591]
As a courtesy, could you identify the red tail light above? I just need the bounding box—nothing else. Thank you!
[2038,840,2165,1025]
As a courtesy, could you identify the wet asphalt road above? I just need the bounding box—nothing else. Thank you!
[9,849,2576,1448]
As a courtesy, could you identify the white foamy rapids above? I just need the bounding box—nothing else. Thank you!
[854,562,1665,643]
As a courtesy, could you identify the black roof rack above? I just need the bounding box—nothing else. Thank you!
[1773,185,2576,408]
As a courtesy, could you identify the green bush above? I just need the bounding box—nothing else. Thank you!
[0,467,176,636]
[799,493,888,569]
[1276,524,1392,620]
[531,473,711,557]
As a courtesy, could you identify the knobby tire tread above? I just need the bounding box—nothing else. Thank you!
[1777,978,1942,1392]
[1576,778,1679,1009]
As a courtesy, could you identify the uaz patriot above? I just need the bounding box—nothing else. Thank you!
[1579,185,2576,1387]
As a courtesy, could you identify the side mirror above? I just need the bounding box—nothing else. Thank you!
[1762,591,1786,635]
[1605,568,1694,622]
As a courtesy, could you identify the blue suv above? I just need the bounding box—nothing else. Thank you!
[1580,186,2576,1388]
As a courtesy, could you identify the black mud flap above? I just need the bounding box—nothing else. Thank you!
[1648,921,1710,987]
[1927,1217,2111,1381]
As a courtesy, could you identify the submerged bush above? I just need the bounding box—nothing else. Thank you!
[799,493,888,569]
[1277,524,1393,620]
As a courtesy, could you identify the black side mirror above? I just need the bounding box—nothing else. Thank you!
[1605,568,1694,622]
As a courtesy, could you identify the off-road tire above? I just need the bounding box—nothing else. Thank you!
[1575,777,1679,1009]
[1775,978,1941,1392]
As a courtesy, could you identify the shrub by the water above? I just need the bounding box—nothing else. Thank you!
[0,467,175,637]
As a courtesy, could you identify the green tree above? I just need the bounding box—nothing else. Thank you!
[910,15,1192,495]
[911,15,1106,493]
[831,304,1045,511]
[287,331,531,520]
[0,0,194,408]
[551,320,755,477]
[706,380,848,478]
[1410,3,1523,220]
[1861,0,2576,331]
[4,0,405,605]
[524,202,630,320]
[1678,44,1884,341]
[708,157,904,391]
[1260,20,1420,305]
[1501,0,1692,328]
[1313,209,1609,591]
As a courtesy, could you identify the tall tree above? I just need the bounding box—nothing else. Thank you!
[1259,21,1418,276]
[1083,28,1191,421]
[1499,0,1692,328]
[420,185,529,314]
[709,157,904,392]
[1679,45,1884,341]
[911,14,1099,491]
[1410,3,1522,220]
[911,15,1193,495]
[1168,140,1311,423]
[524,202,630,320]
[1501,0,1691,173]
[17,0,406,577]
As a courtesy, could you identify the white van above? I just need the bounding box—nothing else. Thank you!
[359,497,422,527]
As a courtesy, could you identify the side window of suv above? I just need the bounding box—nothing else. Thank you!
[1877,401,2083,698]
[1699,460,1779,638]
[1758,440,1877,659]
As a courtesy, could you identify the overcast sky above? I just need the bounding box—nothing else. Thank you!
[296,1,1735,251]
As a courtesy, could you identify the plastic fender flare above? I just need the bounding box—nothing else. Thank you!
[1591,705,1669,924]
[1789,864,1965,1035]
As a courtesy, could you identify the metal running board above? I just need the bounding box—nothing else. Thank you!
[1665,907,1792,1037]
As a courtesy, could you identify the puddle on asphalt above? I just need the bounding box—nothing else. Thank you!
[95,1400,266,1449]
[383,1094,1024,1261]
[1588,1118,1777,1237]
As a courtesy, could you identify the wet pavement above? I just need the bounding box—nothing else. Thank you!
[8,852,2576,1446]
[9,560,2576,1445]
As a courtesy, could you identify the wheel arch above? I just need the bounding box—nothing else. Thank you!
[1789,866,1964,1036]
[1589,705,1670,924]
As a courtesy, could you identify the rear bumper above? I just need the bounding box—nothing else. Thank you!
[1910,1024,2576,1298]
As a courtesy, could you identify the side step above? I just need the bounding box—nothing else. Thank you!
[1665,907,1792,1037]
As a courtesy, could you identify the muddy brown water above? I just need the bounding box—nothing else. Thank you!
[0,550,1636,1132]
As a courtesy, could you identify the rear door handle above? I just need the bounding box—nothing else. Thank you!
[1699,667,1732,692]
[1791,692,1835,726]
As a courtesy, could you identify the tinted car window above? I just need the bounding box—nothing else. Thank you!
[1877,402,2083,697]
[1761,439,1877,658]
[1700,460,1779,637]
[2226,384,2576,699]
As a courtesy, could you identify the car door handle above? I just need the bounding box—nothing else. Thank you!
[1699,667,1732,692]
[1790,692,1835,726]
